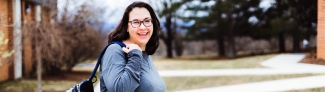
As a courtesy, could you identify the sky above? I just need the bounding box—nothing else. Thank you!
[101,0,275,24]
[57,0,275,25]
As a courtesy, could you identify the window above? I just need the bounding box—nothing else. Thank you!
[25,4,31,14]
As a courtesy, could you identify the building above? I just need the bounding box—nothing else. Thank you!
[318,0,325,59]
[0,0,53,82]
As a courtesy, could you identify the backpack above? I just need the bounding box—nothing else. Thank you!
[66,41,126,92]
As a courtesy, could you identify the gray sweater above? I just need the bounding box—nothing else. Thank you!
[100,44,166,92]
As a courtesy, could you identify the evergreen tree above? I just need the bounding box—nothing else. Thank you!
[185,0,262,58]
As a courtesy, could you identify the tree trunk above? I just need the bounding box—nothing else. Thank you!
[278,32,286,53]
[217,36,225,56]
[66,62,76,72]
[174,34,183,56]
[292,33,301,53]
[226,16,236,59]
[165,14,173,58]
[36,47,42,92]
[227,34,236,59]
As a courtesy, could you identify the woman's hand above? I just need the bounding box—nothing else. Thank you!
[122,44,142,53]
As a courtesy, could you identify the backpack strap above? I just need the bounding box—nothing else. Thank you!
[88,41,126,82]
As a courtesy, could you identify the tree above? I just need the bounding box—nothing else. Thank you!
[22,1,105,91]
[185,0,262,58]
[57,3,105,72]
[156,0,187,58]
[262,0,317,52]
[286,0,316,52]
[23,21,69,91]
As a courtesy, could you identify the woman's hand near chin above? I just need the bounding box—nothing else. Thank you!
[122,44,142,53]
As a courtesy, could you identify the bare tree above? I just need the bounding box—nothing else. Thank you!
[57,2,105,72]
[22,0,105,91]
[23,21,69,92]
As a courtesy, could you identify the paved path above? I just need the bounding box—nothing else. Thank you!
[261,53,325,69]
[159,53,325,77]
[92,53,325,92]
[159,68,325,77]
[177,75,325,92]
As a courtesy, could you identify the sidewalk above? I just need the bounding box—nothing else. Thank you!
[159,53,325,77]
[175,53,325,92]
[158,68,325,77]
[177,75,325,92]
[93,53,325,92]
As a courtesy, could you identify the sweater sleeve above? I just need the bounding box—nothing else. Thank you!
[101,44,143,92]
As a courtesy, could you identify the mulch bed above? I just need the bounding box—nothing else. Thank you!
[24,71,91,81]
[299,51,325,66]
[41,71,92,81]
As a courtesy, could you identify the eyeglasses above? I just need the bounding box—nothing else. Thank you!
[129,19,152,28]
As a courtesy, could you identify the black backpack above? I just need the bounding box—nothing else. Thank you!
[67,41,126,92]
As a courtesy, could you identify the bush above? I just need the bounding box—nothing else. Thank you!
[22,3,104,76]
[0,30,15,66]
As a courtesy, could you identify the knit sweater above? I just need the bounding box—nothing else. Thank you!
[100,44,166,92]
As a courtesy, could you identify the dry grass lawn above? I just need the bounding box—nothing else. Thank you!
[286,87,325,92]
[0,73,99,92]
[154,54,278,70]
[163,74,320,92]
[154,54,325,92]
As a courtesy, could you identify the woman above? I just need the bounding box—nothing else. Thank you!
[100,1,166,92]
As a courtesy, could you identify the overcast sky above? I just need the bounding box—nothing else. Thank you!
[58,0,275,24]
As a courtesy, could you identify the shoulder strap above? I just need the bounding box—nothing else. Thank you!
[88,41,126,81]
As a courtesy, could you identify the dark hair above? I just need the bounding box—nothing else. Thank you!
[107,1,161,55]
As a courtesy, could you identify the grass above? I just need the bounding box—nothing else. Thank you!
[286,87,325,92]
[155,54,325,91]
[0,79,78,91]
[0,73,99,91]
[163,74,319,92]
[154,54,278,70]
[1,53,324,91]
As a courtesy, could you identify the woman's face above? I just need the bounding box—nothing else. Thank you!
[127,7,153,46]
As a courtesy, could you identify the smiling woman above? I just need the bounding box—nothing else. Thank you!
[100,1,165,92]
[126,8,153,50]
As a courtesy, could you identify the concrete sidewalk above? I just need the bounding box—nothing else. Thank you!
[159,53,325,77]
[261,53,325,69]
[93,53,325,92]
[177,75,325,92]
[159,68,325,77]
[175,53,325,92]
